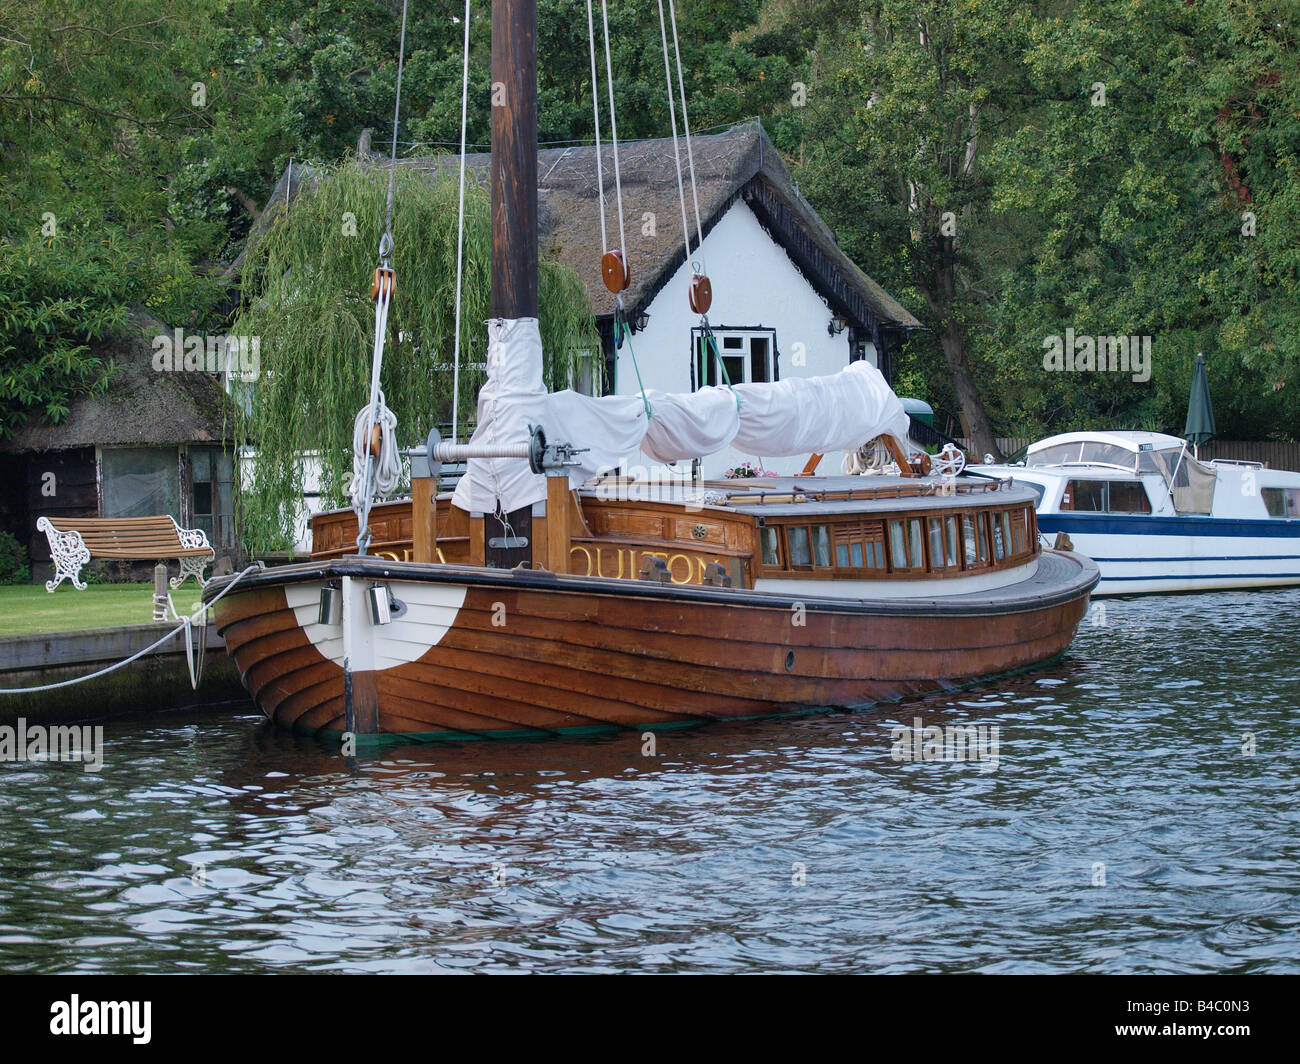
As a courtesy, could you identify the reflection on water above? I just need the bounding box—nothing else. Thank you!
[1,590,1297,973]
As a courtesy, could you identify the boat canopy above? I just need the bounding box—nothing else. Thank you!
[452,318,912,514]
[1024,430,1216,514]
[1026,431,1186,472]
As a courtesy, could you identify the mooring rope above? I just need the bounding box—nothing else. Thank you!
[0,564,262,695]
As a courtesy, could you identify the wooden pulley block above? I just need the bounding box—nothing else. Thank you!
[911,452,932,476]
[689,273,712,315]
[601,250,630,293]
[368,423,384,457]
[370,267,396,302]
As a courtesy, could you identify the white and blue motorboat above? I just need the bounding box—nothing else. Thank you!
[980,430,1300,594]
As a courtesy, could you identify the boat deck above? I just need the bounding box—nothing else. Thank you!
[207,548,1097,618]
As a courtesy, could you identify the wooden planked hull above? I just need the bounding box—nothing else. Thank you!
[209,552,1097,740]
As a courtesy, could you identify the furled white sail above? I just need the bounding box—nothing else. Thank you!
[451,318,911,515]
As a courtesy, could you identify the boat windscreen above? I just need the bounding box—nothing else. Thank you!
[1027,440,1135,469]
[1026,442,1084,466]
[1076,442,1137,468]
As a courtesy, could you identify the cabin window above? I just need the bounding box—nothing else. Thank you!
[976,513,991,565]
[928,516,961,569]
[963,515,978,567]
[1106,481,1151,514]
[999,511,1013,557]
[788,526,813,568]
[930,512,961,564]
[889,520,907,567]
[865,539,884,568]
[1062,480,1106,512]
[1012,508,1028,555]
[834,521,885,570]
[1263,487,1300,518]
[1062,479,1150,514]
[692,328,777,388]
[928,517,960,568]
[760,526,781,566]
[811,525,832,567]
[888,518,925,570]
[928,518,946,567]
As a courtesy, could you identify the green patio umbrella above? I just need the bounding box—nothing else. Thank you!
[1184,351,1216,458]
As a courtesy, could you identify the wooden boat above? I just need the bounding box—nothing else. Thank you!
[209,471,1096,739]
[203,0,1098,741]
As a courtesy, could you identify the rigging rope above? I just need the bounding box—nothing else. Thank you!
[451,0,472,443]
[585,0,609,255]
[349,274,402,552]
[667,0,705,271]
[617,314,652,420]
[380,0,410,266]
[352,0,410,554]
[656,0,695,275]
[599,0,628,258]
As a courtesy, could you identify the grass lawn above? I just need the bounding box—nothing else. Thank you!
[0,583,204,637]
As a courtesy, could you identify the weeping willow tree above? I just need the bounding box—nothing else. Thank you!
[231,159,599,554]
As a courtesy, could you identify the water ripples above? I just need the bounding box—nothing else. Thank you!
[1,589,1297,972]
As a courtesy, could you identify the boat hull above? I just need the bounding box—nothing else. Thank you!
[208,552,1098,740]
[1037,513,1300,595]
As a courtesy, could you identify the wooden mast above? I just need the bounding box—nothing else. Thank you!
[483,0,547,568]
[491,0,538,319]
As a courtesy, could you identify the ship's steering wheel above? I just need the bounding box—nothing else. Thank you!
[930,443,966,478]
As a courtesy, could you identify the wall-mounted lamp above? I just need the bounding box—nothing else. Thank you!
[634,311,650,332]
[828,314,848,336]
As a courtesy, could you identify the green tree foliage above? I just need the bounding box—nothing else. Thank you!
[781,0,1300,444]
[0,235,129,435]
[232,160,598,554]
[0,0,228,432]
[981,0,1300,441]
[774,0,1037,456]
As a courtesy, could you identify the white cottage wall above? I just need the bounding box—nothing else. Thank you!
[613,200,880,478]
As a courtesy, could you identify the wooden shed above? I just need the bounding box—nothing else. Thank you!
[0,309,238,584]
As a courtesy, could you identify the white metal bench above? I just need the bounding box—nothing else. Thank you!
[37,515,215,592]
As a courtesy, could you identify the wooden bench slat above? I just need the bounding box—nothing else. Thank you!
[38,513,214,592]
[91,548,214,558]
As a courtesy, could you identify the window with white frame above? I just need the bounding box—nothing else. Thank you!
[692,327,777,389]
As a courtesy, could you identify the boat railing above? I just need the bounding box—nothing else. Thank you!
[715,477,1012,506]
[1209,458,1265,469]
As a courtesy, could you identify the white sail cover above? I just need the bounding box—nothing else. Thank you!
[451,317,911,515]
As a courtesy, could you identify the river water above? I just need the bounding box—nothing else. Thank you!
[1,589,1296,973]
